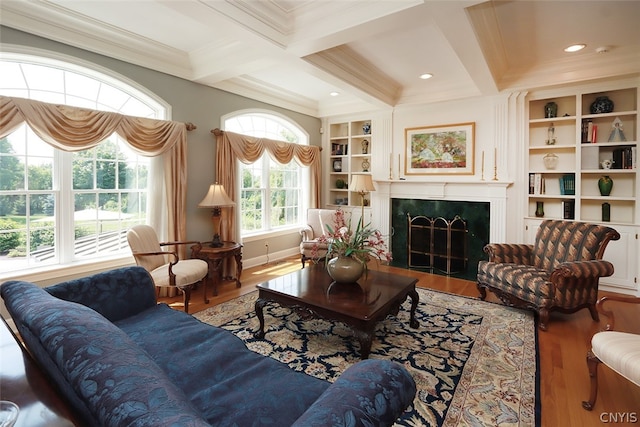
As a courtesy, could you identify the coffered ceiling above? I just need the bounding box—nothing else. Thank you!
[1,1,639,117]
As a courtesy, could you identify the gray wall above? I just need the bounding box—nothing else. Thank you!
[1,26,321,263]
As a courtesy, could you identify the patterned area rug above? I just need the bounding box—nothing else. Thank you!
[195,288,539,426]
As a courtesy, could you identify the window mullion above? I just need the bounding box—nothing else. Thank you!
[57,151,74,263]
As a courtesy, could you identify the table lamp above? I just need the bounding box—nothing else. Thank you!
[198,183,235,247]
[349,174,375,223]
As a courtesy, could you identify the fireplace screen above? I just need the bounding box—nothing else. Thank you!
[407,214,468,274]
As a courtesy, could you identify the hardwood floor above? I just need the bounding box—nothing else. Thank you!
[160,257,640,426]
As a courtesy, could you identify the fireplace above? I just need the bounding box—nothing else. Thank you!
[370,180,511,281]
[391,199,489,280]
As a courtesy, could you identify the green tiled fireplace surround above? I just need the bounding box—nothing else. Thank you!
[390,199,490,281]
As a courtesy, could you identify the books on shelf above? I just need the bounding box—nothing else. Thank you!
[559,174,575,195]
[612,147,636,169]
[562,200,575,220]
[529,173,544,195]
[582,120,593,143]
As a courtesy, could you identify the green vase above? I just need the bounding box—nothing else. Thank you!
[598,176,613,196]
[535,201,544,217]
[327,255,364,284]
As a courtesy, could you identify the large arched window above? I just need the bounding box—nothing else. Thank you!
[224,111,309,237]
[0,52,166,276]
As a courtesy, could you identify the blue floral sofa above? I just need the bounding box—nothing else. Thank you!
[1,266,416,427]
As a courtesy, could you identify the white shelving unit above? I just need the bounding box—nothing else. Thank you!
[525,81,639,293]
[327,119,373,208]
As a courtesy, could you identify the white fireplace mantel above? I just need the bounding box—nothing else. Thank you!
[371,180,513,243]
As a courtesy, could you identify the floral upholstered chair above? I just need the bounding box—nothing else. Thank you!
[299,209,338,267]
[477,220,620,330]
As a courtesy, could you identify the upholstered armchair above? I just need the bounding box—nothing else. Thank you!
[477,220,620,331]
[299,209,338,267]
[582,295,640,410]
[126,225,208,313]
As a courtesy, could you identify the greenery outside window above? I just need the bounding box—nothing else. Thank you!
[0,54,164,275]
[224,112,309,237]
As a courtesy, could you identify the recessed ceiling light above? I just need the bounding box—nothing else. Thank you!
[330,91,339,96]
[419,73,433,80]
[564,44,586,53]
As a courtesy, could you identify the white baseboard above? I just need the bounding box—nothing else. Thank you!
[242,247,300,269]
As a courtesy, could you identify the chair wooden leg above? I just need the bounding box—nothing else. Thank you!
[588,303,600,322]
[477,283,487,300]
[582,350,600,410]
[538,309,549,331]
[181,286,192,314]
[301,256,306,268]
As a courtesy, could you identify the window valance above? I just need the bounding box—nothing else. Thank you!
[0,95,194,250]
[211,128,321,166]
[0,95,193,155]
[211,128,322,245]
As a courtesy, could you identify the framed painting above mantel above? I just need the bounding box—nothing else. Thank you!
[405,122,475,175]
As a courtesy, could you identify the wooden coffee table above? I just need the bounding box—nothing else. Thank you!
[254,263,419,359]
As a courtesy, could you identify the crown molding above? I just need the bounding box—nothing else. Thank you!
[212,75,319,117]
[1,2,192,79]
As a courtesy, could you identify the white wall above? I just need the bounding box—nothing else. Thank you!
[325,94,526,244]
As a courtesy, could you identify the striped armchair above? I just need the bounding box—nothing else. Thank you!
[477,220,620,331]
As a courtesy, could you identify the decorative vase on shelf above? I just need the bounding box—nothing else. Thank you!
[361,158,370,172]
[545,123,556,145]
[602,203,611,222]
[544,101,558,118]
[598,175,613,196]
[543,153,558,169]
[361,139,369,154]
[590,96,614,114]
[535,201,544,218]
[327,255,364,284]
[362,122,371,135]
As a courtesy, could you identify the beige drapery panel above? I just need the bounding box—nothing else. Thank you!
[0,95,192,250]
[211,128,322,243]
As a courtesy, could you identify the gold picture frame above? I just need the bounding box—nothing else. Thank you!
[405,122,475,175]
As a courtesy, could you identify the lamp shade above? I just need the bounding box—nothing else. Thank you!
[198,184,235,208]
[350,174,376,194]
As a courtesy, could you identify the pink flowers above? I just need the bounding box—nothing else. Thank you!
[313,209,392,264]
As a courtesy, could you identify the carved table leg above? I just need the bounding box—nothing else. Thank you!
[254,297,267,339]
[355,329,374,360]
[408,288,420,329]
[210,258,224,296]
[234,251,243,289]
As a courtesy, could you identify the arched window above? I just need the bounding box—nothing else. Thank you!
[224,111,309,237]
[0,53,166,275]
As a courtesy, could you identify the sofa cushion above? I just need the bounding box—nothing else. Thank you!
[115,304,331,426]
[44,266,156,322]
[1,281,209,427]
[477,260,553,307]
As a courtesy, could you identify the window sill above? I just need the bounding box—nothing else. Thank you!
[0,255,136,286]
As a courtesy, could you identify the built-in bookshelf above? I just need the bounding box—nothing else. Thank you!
[526,80,639,293]
[327,119,373,208]
[527,85,638,224]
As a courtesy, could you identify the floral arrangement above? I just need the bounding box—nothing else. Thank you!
[314,209,392,265]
